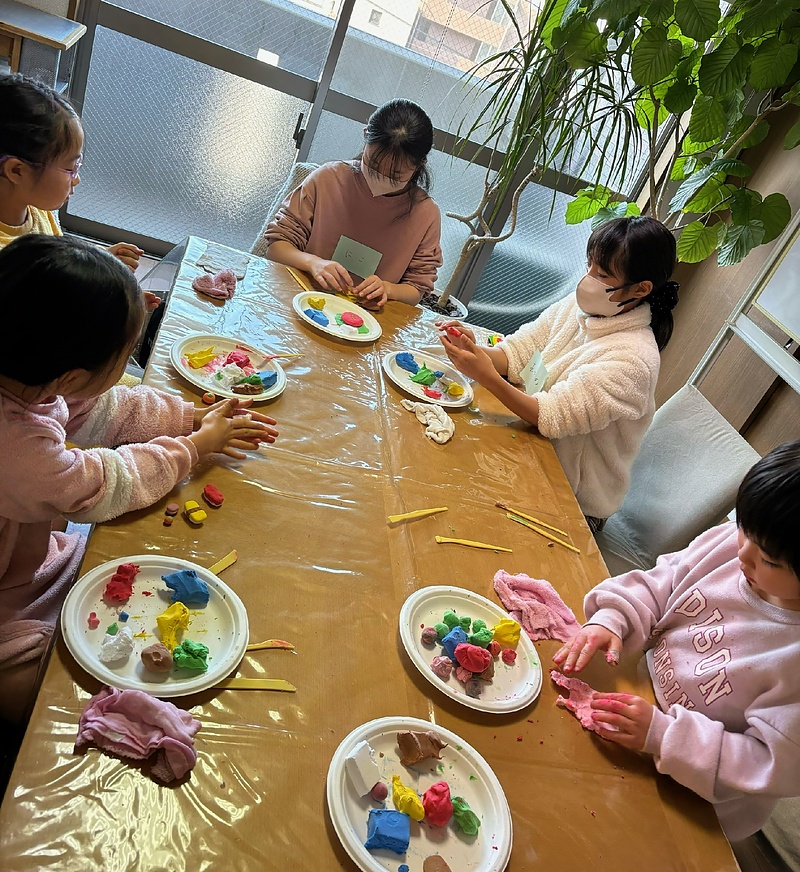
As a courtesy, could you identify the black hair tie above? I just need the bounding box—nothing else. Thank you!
[649,280,680,313]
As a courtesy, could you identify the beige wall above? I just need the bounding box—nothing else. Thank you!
[657,105,800,454]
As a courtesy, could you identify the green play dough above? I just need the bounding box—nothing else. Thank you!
[106,623,118,636]
[173,639,209,672]
[458,615,471,632]
[452,796,481,835]
[469,627,493,648]
[409,364,437,385]
[435,622,449,641]
[357,324,370,334]
[442,611,459,630]
[472,619,487,633]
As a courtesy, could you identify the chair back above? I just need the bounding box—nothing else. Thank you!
[250,162,319,257]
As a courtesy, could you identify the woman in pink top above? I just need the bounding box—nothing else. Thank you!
[264,99,442,309]
[0,235,278,722]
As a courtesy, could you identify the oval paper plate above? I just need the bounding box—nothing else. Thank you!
[382,350,473,408]
[170,333,287,401]
[327,716,512,872]
[399,586,542,714]
[61,554,248,697]
[292,292,381,343]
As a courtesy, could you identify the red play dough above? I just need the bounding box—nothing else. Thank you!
[224,350,250,367]
[103,563,140,604]
[202,484,224,507]
[447,326,462,337]
[341,311,364,327]
[454,643,492,673]
[422,781,453,827]
[423,387,442,399]
[501,648,517,664]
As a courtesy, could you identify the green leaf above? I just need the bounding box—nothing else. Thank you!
[688,95,726,143]
[718,220,765,266]
[726,115,770,150]
[591,201,631,227]
[784,118,800,149]
[564,20,607,69]
[669,157,751,211]
[646,0,674,25]
[759,192,792,243]
[749,38,799,91]
[590,0,640,21]
[737,0,797,39]
[676,220,725,262]
[698,36,753,97]
[720,89,744,129]
[542,0,571,48]
[626,202,642,216]
[565,187,613,223]
[635,89,670,129]
[728,188,762,225]
[781,82,800,107]
[674,0,720,42]
[706,157,752,177]
[684,180,737,212]
[664,78,698,113]
[631,27,683,85]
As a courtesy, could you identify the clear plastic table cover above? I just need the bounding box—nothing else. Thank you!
[0,239,736,872]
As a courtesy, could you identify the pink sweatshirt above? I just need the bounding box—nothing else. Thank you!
[584,522,800,840]
[264,160,442,295]
[0,385,196,669]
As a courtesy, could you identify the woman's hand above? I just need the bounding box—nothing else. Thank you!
[108,242,144,272]
[436,320,476,344]
[590,693,654,751]
[308,257,352,292]
[553,625,623,674]
[354,275,388,309]
[439,330,497,383]
[191,398,278,458]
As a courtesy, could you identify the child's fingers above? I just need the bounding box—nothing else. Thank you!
[221,445,247,459]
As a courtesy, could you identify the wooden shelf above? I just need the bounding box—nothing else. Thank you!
[0,0,85,51]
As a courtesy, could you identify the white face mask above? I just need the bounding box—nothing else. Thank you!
[360,159,409,197]
[575,273,634,317]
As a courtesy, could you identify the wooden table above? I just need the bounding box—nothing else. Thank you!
[0,238,736,871]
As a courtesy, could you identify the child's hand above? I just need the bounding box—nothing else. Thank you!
[354,275,387,309]
[143,292,160,312]
[190,398,278,459]
[439,330,496,383]
[436,320,476,344]
[553,624,622,673]
[309,257,351,292]
[590,693,654,751]
[108,242,144,272]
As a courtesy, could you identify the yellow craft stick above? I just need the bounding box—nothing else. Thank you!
[388,507,449,524]
[246,639,295,651]
[285,266,315,291]
[435,535,512,553]
[216,677,296,692]
[209,550,238,575]
[495,502,568,537]
[506,513,581,554]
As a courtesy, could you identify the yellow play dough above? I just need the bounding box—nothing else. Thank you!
[186,346,216,368]
[493,617,521,649]
[392,775,425,821]
[307,296,326,310]
[156,602,190,650]
[446,383,465,397]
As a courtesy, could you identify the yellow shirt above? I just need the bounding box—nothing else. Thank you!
[0,206,62,249]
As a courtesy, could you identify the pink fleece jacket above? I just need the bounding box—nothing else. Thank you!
[264,160,442,296]
[584,522,800,840]
[0,385,196,670]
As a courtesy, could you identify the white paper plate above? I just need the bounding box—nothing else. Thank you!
[399,587,542,714]
[327,716,512,872]
[382,350,473,408]
[170,333,287,401]
[292,292,382,343]
[61,555,248,697]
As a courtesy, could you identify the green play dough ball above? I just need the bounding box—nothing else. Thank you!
[173,639,209,672]
[452,796,481,835]
[435,622,449,641]
[442,610,459,630]
[472,619,487,633]
[458,615,471,632]
[469,627,494,648]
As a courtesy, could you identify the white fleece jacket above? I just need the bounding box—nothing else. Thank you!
[500,294,660,518]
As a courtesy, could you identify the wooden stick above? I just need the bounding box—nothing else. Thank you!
[285,266,314,291]
[495,502,568,537]
[506,513,581,554]
[216,677,296,692]
[435,535,512,553]
[246,639,295,651]
[388,506,448,523]
[209,550,238,575]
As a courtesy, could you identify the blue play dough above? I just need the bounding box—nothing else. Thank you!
[441,626,469,662]
[395,352,419,374]
[304,307,329,327]
[399,866,409,872]
[364,809,410,855]
[162,569,210,606]
[433,371,444,378]
[118,612,129,622]
[257,370,278,388]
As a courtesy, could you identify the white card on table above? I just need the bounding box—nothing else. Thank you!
[520,349,548,394]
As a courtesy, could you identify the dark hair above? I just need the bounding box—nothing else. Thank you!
[0,72,80,168]
[357,99,434,213]
[736,440,800,580]
[587,216,679,351]
[0,235,144,386]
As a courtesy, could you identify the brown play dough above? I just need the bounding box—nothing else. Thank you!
[141,642,174,673]
[423,856,452,872]
[396,730,447,766]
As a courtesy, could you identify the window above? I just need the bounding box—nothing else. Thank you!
[368,9,381,25]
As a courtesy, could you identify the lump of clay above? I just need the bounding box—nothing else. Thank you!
[410,364,437,386]
[396,730,447,766]
[364,809,410,855]
[307,296,326,310]
[391,775,424,821]
[469,627,493,648]
[369,781,388,802]
[98,626,135,664]
[304,307,329,326]
[454,643,492,673]
[341,311,364,327]
[441,627,468,662]
[345,739,381,796]
[441,611,459,630]
[451,796,481,835]
[224,350,250,367]
[202,484,224,508]
[501,649,517,664]
[395,352,419,374]
[103,562,140,604]
[493,617,521,648]
[162,569,210,606]
[186,346,217,368]
[465,679,483,698]
[420,626,438,647]
[141,642,174,673]
[156,602,190,650]
[422,781,453,827]
[429,655,452,681]
[423,857,453,872]
[255,370,278,389]
[172,639,209,672]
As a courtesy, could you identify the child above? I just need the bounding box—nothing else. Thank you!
[0,235,279,723]
[553,441,800,843]
[264,99,442,309]
[0,73,148,289]
[439,216,679,528]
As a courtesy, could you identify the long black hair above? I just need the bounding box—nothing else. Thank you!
[587,216,679,350]
[0,235,144,387]
[0,73,80,169]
